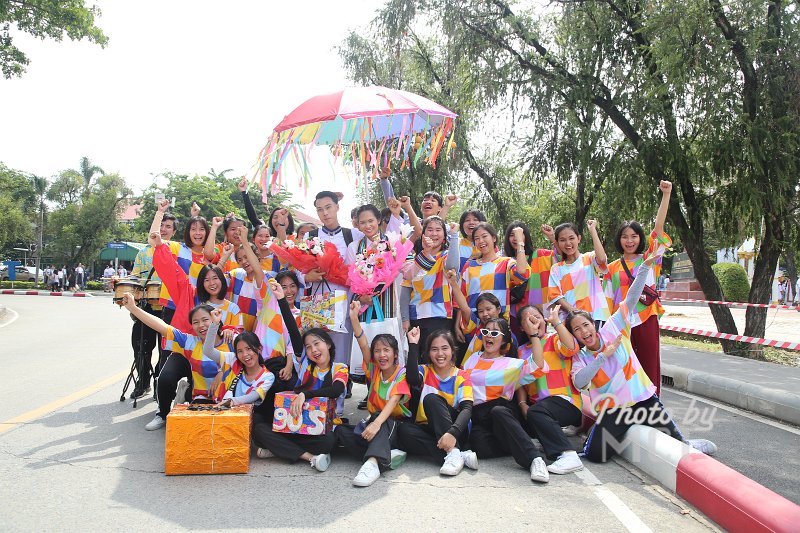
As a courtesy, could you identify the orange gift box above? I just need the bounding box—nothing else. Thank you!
[165,404,253,475]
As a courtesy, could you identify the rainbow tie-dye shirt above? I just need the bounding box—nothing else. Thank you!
[363,361,412,419]
[413,366,473,424]
[547,252,610,322]
[522,333,582,408]
[461,351,548,405]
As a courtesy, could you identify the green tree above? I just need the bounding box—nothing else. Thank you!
[0,0,108,78]
[0,163,37,255]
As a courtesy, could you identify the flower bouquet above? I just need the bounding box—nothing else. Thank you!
[348,225,416,296]
[268,236,349,286]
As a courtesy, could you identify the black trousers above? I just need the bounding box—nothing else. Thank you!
[252,410,335,461]
[131,305,160,389]
[524,396,582,460]
[583,394,683,463]
[335,412,398,470]
[411,317,453,364]
[155,353,191,419]
[397,394,468,462]
[469,399,542,469]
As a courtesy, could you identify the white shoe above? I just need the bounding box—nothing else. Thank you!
[352,460,381,487]
[439,449,465,476]
[173,378,189,409]
[547,450,584,474]
[562,425,581,437]
[686,438,717,456]
[390,449,407,469]
[530,457,550,483]
[310,453,331,472]
[145,414,165,431]
[461,450,479,470]
[256,447,275,459]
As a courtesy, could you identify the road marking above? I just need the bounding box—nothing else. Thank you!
[0,307,19,328]
[576,466,655,533]
[0,370,128,435]
[664,388,800,436]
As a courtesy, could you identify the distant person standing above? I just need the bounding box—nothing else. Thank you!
[118,264,128,278]
[103,264,116,292]
[58,266,66,290]
[75,263,85,290]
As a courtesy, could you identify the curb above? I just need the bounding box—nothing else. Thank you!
[661,363,800,426]
[621,425,800,533]
[0,290,93,297]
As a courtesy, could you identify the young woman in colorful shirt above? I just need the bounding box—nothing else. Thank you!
[203,309,275,406]
[335,302,412,487]
[250,282,349,473]
[566,251,716,462]
[514,304,584,475]
[452,209,487,347]
[547,219,610,325]
[461,317,551,483]
[121,294,232,431]
[398,328,478,476]
[400,217,461,358]
[605,180,673,396]
[204,214,246,272]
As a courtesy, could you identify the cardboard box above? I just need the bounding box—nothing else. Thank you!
[165,404,253,475]
[272,392,334,435]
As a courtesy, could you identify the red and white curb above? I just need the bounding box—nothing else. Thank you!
[0,290,93,297]
[620,425,800,533]
[660,324,800,351]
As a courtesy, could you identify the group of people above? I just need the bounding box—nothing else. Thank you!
[119,172,716,487]
[44,263,87,291]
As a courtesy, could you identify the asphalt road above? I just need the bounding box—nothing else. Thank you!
[2,295,790,531]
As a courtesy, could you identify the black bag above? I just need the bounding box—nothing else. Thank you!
[509,282,527,304]
[621,259,659,306]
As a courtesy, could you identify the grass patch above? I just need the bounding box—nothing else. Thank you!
[661,331,800,367]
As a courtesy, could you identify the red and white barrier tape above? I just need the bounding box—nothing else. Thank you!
[0,290,92,297]
[661,297,799,310]
[660,324,800,351]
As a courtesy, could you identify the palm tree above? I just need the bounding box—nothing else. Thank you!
[79,156,104,196]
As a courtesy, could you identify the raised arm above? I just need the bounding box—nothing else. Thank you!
[238,177,264,228]
[511,226,530,276]
[121,293,170,336]
[202,311,225,365]
[349,301,371,374]
[439,193,457,220]
[444,268,470,328]
[398,196,423,241]
[272,280,303,352]
[444,223,461,271]
[149,199,171,236]
[236,226,264,288]
[204,216,223,262]
[586,219,606,266]
[572,336,622,389]
[404,327,423,387]
[151,232,191,304]
[378,166,396,204]
[654,180,672,237]
[546,304,575,351]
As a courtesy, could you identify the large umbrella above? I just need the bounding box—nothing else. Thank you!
[252,86,457,196]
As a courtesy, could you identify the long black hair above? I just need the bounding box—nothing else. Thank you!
[196,264,228,302]
[503,221,534,257]
[234,331,265,367]
[295,328,336,392]
[269,207,295,237]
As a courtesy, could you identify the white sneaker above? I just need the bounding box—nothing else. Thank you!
[173,378,189,409]
[145,414,165,431]
[686,438,717,456]
[530,457,550,483]
[461,450,479,470]
[547,450,584,474]
[390,449,407,470]
[352,460,381,487]
[309,453,331,472]
[439,449,465,476]
[562,425,581,437]
[256,447,275,459]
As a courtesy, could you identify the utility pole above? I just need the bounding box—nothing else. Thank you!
[34,199,43,289]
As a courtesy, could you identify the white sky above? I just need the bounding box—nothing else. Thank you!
[0,0,383,219]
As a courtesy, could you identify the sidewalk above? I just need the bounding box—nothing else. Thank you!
[662,304,800,344]
[661,344,800,426]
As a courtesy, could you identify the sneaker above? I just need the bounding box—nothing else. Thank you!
[547,450,584,474]
[530,457,550,483]
[686,438,717,456]
[352,460,381,487]
[390,449,407,470]
[310,453,331,472]
[256,447,275,459]
[144,414,165,431]
[562,425,581,437]
[357,398,368,410]
[439,449,465,476]
[130,385,151,400]
[461,450,479,470]
[173,378,189,409]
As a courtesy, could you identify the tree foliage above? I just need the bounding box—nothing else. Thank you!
[0,0,108,78]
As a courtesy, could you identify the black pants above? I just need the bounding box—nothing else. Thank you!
[583,394,683,463]
[469,399,542,469]
[524,396,582,459]
[252,410,335,461]
[155,353,191,419]
[411,317,453,364]
[335,412,399,470]
[131,305,160,390]
[397,394,468,462]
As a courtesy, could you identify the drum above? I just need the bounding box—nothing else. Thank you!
[113,278,144,306]
[145,280,163,310]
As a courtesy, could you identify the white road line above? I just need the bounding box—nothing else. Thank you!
[576,467,655,533]
[0,308,19,328]
[665,388,800,436]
